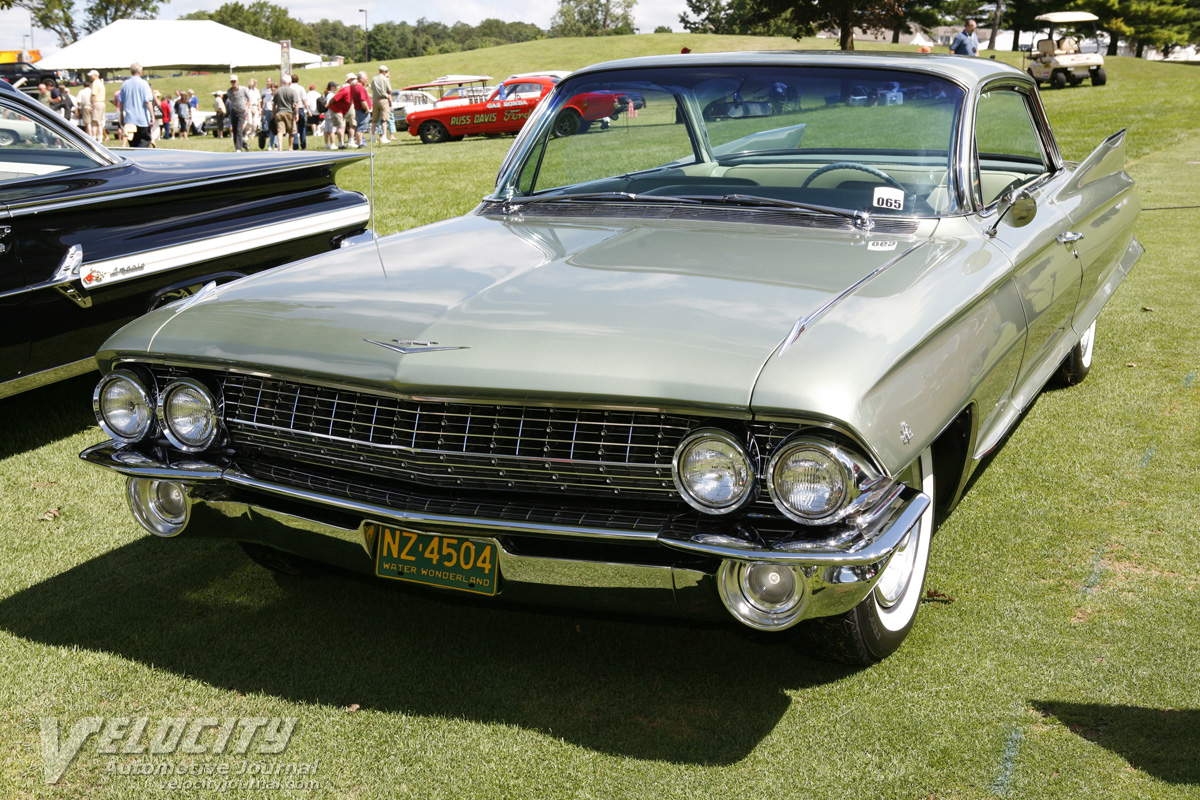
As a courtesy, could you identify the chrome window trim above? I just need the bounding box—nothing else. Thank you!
[0,94,116,168]
[969,77,1063,213]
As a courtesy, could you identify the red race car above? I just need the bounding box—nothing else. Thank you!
[406,74,636,144]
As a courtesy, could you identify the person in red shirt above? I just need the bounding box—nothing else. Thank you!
[349,71,372,149]
[327,77,354,150]
[160,95,173,138]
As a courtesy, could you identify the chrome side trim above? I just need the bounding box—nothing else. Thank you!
[0,206,371,302]
[0,357,96,399]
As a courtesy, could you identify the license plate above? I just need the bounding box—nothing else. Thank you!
[372,525,499,596]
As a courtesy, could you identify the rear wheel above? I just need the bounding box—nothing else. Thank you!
[1050,70,1067,90]
[1091,67,1107,86]
[0,129,17,146]
[552,108,581,137]
[418,120,450,144]
[795,448,935,664]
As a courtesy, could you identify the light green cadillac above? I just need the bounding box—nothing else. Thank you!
[82,52,1141,663]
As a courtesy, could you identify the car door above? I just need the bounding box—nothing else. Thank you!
[974,85,1082,407]
[487,81,548,134]
[0,208,30,390]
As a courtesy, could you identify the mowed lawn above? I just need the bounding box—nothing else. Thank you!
[1,37,1198,799]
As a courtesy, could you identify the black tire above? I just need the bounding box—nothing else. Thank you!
[795,448,936,665]
[1050,70,1067,90]
[1056,320,1096,385]
[1092,67,1107,86]
[418,120,450,144]
[240,542,327,576]
[552,108,581,138]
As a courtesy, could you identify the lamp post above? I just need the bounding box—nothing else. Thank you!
[22,34,30,59]
[359,9,369,64]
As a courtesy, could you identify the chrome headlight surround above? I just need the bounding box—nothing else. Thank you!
[93,369,155,443]
[767,435,887,526]
[156,378,222,452]
[671,428,757,515]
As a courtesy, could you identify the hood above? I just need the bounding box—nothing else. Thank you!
[108,213,935,411]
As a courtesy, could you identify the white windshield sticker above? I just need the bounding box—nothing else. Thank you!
[873,186,905,211]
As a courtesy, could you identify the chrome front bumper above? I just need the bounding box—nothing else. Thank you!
[81,441,930,628]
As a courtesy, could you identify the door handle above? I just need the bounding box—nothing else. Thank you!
[1057,231,1084,259]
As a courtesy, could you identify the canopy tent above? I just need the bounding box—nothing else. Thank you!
[36,19,320,72]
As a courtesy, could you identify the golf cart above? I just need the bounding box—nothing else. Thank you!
[1027,11,1107,88]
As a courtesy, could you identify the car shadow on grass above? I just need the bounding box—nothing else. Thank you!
[0,536,855,765]
[1034,701,1200,785]
[0,373,98,459]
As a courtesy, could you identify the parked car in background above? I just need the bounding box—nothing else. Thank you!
[0,79,371,399]
[405,73,634,143]
[0,60,67,90]
[82,52,1140,664]
[390,76,494,132]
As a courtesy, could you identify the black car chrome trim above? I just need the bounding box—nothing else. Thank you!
[2,156,367,214]
[0,206,369,303]
[0,358,96,399]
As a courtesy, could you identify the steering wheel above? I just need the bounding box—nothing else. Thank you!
[800,162,906,191]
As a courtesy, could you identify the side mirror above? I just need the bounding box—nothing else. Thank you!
[986,188,1037,237]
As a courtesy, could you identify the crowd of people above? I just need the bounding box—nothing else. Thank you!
[30,61,397,152]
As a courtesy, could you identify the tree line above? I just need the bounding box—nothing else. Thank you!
[679,0,1200,55]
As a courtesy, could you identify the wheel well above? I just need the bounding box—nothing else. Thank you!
[929,405,974,516]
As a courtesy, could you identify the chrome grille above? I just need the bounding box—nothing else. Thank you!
[148,366,798,507]
[208,372,698,497]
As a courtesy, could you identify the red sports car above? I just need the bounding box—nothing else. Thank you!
[406,74,632,144]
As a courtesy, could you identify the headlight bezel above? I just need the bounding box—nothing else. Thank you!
[156,377,222,453]
[93,369,155,443]
[767,435,885,525]
[671,428,757,515]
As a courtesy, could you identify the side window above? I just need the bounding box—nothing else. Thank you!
[974,89,1049,206]
[0,102,100,179]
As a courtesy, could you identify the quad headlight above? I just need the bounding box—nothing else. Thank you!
[767,436,881,525]
[93,370,154,443]
[672,429,755,514]
[156,378,220,452]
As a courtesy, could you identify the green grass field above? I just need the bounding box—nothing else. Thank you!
[2,35,1199,799]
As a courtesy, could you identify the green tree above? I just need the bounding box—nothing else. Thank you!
[10,0,159,45]
[743,0,904,49]
[680,0,794,33]
[550,0,637,36]
[181,2,316,50]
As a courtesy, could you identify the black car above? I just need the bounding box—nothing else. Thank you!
[0,61,67,94]
[0,79,372,398]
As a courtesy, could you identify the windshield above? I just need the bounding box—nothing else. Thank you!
[497,65,965,218]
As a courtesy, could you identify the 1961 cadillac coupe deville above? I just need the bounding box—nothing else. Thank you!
[81,53,1141,663]
[0,79,370,399]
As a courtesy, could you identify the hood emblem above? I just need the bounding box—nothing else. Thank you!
[365,339,470,354]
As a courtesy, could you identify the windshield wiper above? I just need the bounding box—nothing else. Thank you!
[683,193,867,221]
[503,191,703,208]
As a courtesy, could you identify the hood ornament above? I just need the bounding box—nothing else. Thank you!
[365,339,470,355]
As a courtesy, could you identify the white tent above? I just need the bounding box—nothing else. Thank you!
[910,31,934,47]
[37,19,320,72]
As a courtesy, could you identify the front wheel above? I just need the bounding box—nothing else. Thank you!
[1056,319,1096,385]
[418,120,450,144]
[795,448,935,664]
[1050,70,1067,90]
[1091,67,1107,86]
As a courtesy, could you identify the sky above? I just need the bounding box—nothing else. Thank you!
[0,0,688,57]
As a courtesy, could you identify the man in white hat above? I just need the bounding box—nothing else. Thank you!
[87,69,105,142]
[369,64,392,144]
